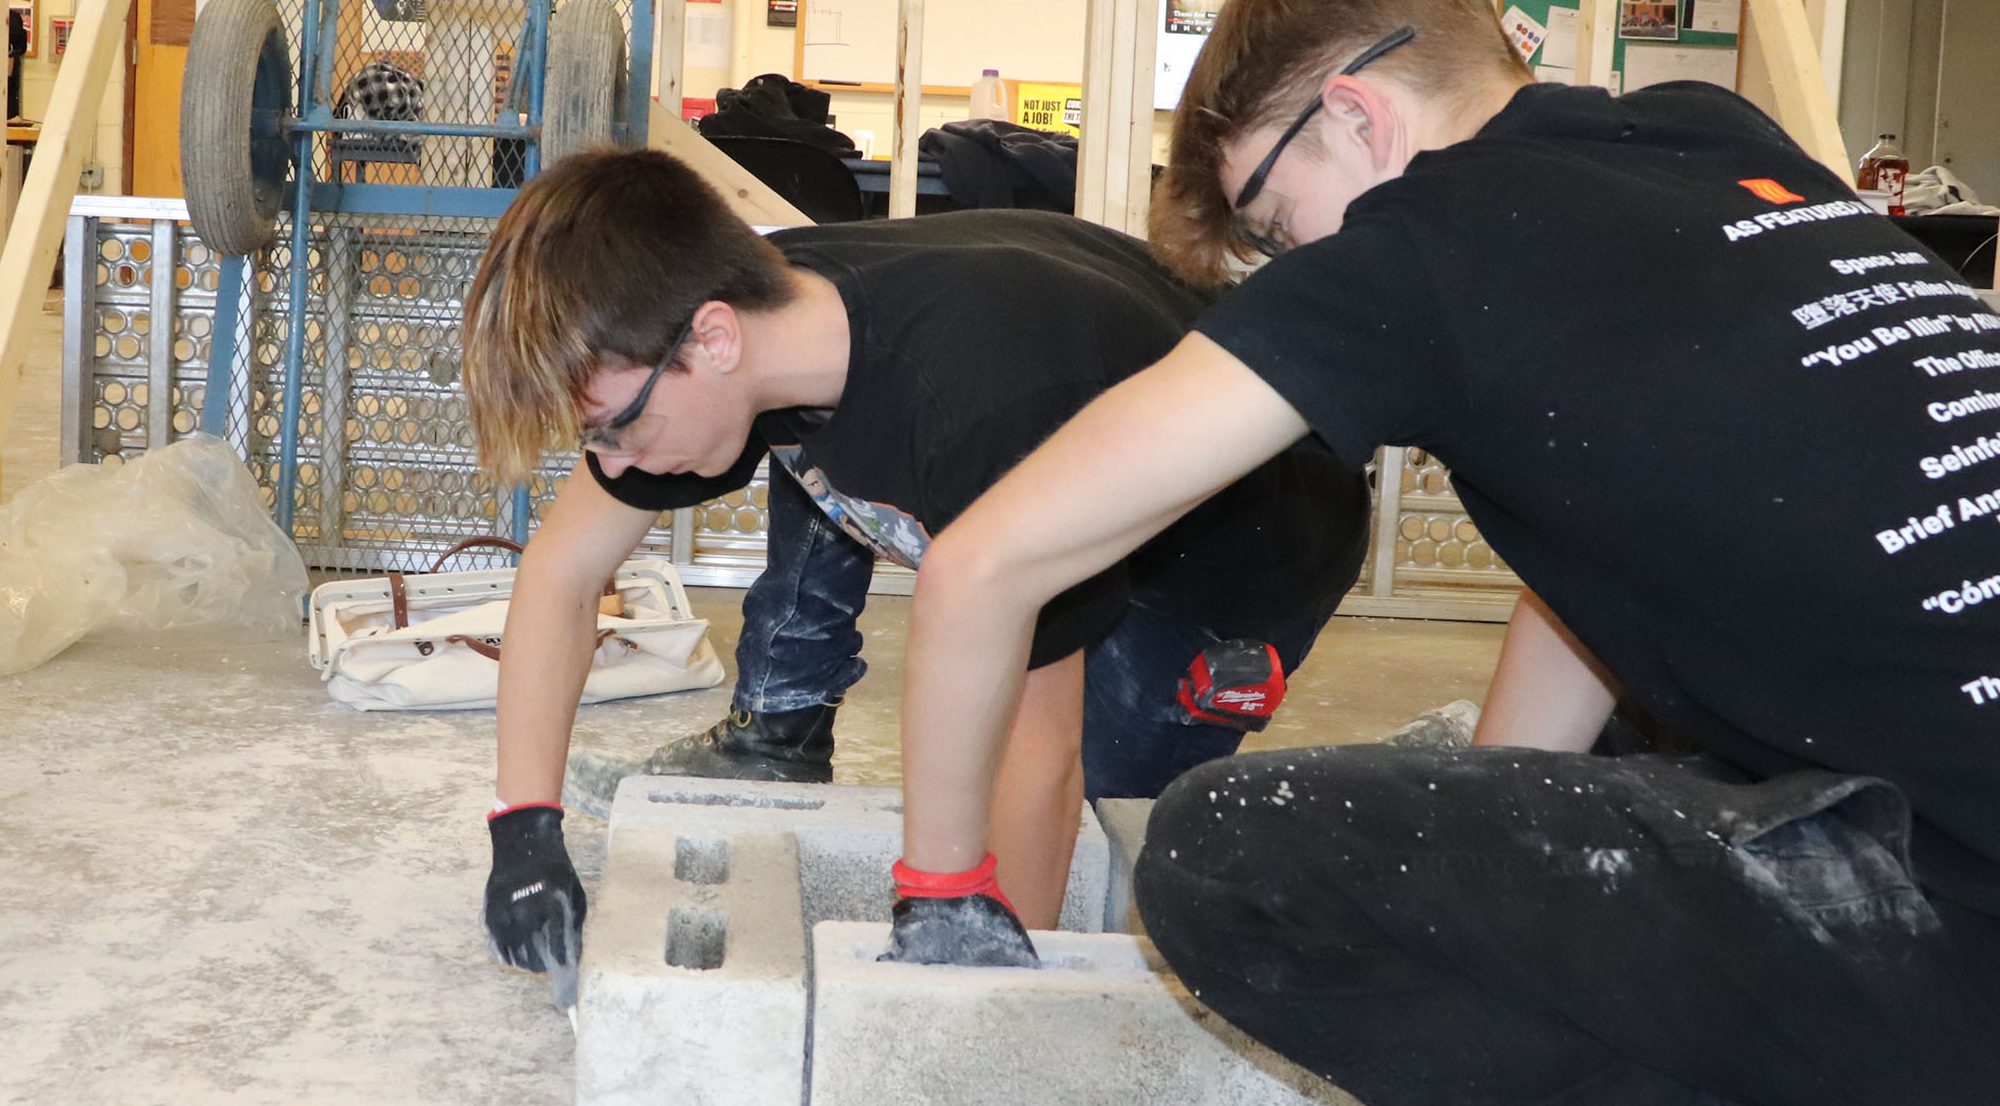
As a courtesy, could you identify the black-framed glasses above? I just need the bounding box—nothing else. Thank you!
[1231,25,1418,255]
[578,318,694,454]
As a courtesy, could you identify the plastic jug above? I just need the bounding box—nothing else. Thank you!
[969,69,1007,121]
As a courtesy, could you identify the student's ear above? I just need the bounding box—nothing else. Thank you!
[686,300,745,376]
[1319,76,1402,176]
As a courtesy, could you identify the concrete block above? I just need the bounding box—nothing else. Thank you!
[576,829,808,1106]
[578,777,1115,1106]
[1093,797,1154,935]
[808,922,1359,1106]
[605,775,1110,933]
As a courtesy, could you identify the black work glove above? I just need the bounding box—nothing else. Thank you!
[879,853,1040,968]
[483,804,587,980]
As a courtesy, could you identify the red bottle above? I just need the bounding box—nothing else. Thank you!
[1857,133,1911,216]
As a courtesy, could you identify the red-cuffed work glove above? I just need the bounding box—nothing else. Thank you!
[880,853,1039,968]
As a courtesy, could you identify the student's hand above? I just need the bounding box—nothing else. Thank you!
[879,854,1040,968]
[483,804,587,977]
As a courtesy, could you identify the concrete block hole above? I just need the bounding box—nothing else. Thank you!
[665,906,728,971]
[674,837,730,885]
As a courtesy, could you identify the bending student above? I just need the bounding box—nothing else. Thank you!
[886,1,2000,1103]
[458,149,1366,979]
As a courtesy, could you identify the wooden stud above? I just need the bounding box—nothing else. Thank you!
[1121,0,1160,237]
[1074,0,1118,223]
[888,0,925,219]
[1744,0,1849,180]
[648,101,815,226]
[1100,0,1137,231]
[0,0,137,488]
[1574,0,1617,90]
[655,0,686,119]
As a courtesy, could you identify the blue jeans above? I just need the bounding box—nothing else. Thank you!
[738,470,1339,799]
[1080,596,1332,801]
[731,468,874,713]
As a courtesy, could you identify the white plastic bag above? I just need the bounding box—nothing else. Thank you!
[0,434,308,675]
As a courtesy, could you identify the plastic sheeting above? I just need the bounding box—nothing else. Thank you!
[0,435,309,676]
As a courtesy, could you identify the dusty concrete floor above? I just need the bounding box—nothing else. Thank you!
[0,604,1502,1105]
[2,306,1506,1103]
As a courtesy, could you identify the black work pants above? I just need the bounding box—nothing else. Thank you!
[1133,745,2000,1106]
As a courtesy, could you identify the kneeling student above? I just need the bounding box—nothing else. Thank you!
[885,2,2000,1103]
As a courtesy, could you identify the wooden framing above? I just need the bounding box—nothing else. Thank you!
[649,101,814,226]
[1073,0,1157,235]
[0,0,136,489]
[654,0,685,122]
[1573,0,1617,89]
[1745,0,1849,179]
[887,0,925,218]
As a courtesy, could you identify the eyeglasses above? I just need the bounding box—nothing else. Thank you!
[1231,25,1418,257]
[578,318,694,455]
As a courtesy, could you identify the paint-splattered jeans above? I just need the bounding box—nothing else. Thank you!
[731,468,874,714]
[1134,745,2000,1106]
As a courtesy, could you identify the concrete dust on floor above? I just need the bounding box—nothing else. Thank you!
[0,584,1501,1104]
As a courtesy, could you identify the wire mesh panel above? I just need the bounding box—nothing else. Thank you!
[223,210,508,568]
[267,0,638,189]
[61,207,227,469]
[62,204,1517,616]
[1391,448,1513,584]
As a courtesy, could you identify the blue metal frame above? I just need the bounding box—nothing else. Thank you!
[212,0,651,550]
[203,254,249,438]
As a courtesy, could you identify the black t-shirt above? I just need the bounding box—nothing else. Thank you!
[1198,81,2000,914]
[593,209,1367,666]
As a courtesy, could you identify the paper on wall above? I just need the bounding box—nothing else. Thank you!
[1535,65,1577,85]
[1621,42,1738,93]
[1688,0,1740,34]
[1501,5,1548,62]
[1541,5,1580,70]
[687,2,732,70]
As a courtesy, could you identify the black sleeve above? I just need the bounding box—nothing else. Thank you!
[585,440,766,511]
[1193,214,1466,469]
[916,393,1130,670]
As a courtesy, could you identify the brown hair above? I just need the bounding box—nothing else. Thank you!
[462,147,797,484]
[1151,0,1530,285]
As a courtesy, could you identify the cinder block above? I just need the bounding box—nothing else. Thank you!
[808,922,1360,1106]
[576,829,808,1106]
[578,777,1114,1106]
[1093,797,1154,934]
[605,775,1109,933]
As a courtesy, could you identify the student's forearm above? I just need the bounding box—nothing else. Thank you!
[986,651,1086,928]
[901,337,1312,875]
[1474,589,1620,752]
[494,562,604,805]
[492,459,660,806]
[902,539,1041,873]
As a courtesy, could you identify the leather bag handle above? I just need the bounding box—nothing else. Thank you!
[387,538,622,631]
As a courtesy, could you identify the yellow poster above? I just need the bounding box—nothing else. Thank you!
[1013,82,1084,137]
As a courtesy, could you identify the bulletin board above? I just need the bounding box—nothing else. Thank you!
[794,0,1086,95]
[1498,0,1744,95]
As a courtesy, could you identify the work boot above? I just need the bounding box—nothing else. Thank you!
[1380,700,1481,749]
[562,702,839,818]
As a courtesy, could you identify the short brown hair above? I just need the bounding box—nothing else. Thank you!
[1151,0,1530,285]
[462,147,797,483]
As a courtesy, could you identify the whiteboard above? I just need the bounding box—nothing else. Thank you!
[798,0,1087,90]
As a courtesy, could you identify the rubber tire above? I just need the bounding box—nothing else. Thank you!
[181,0,293,256]
[542,0,629,168]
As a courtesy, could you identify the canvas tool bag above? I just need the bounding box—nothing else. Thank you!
[307,538,725,711]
